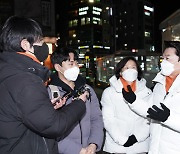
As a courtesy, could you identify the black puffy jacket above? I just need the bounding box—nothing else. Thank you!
[0,52,86,154]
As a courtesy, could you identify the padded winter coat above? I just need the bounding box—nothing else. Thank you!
[48,74,104,154]
[128,72,180,154]
[0,52,86,154]
[101,75,151,154]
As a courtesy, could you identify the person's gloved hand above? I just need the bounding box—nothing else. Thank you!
[147,103,170,122]
[122,85,136,104]
[123,134,138,147]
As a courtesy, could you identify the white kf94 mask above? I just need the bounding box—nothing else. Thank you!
[160,60,174,76]
[122,69,138,82]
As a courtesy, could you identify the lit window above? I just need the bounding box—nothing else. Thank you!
[89,0,94,3]
[145,31,150,37]
[86,17,90,24]
[69,21,72,27]
[72,19,78,26]
[81,18,85,25]
[144,11,150,16]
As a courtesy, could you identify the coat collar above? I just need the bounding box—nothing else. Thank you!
[0,52,50,82]
[153,72,180,93]
[50,73,86,96]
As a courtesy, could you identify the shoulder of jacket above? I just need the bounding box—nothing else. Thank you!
[102,86,115,96]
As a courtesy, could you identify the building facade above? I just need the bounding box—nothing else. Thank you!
[113,0,155,52]
[56,0,113,83]
[159,9,180,47]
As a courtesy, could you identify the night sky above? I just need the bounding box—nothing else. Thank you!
[152,0,179,51]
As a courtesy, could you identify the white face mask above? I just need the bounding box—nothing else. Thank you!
[122,69,138,82]
[64,66,80,81]
[160,60,174,76]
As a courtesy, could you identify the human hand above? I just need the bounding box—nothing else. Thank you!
[78,91,89,102]
[123,134,137,147]
[85,144,97,154]
[79,148,87,154]
[122,85,136,104]
[51,96,66,110]
[147,103,170,122]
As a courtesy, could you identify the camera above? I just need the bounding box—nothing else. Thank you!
[74,85,91,100]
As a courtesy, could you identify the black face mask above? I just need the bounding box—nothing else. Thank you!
[33,43,49,62]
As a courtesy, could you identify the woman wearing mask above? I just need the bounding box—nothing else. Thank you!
[101,57,151,154]
[122,41,180,154]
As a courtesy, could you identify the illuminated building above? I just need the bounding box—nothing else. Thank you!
[159,9,180,45]
[56,0,113,84]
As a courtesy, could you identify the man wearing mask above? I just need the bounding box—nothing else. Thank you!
[48,47,104,154]
[122,41,180,154]
[0,16,88,154]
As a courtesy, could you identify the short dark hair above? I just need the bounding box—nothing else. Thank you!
[115,56,143,80]
[0,16,43,52]
[50,47,79,66]
[163,41,180,58]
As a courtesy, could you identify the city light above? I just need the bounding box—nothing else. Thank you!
[89,0,94,3]
[144,5,154,12]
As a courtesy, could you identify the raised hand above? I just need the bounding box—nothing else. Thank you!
[51,96,67,110]
[147,103,170,122]
[122,85,136,104]
[85,144,96,154]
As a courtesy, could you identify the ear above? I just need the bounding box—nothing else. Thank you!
[20,39,31,51]
[54,64,61,72]
[119,71,122,76]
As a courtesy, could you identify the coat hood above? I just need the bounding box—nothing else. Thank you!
[109,75,147,93]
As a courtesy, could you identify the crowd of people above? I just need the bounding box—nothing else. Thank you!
[0,15,180,154]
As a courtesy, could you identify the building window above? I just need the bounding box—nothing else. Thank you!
[81,18,85,25]
[72,19,78,26]
[69,21,72,27]
[69,40,72,45]
[86,17,90,24]
[69,30,76,38]
[69,19,78,27]
[145,31,150,37]
[93,17,101,25]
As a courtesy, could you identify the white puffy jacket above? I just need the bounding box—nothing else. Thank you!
[129,73,180,154]
[100,75,152,154]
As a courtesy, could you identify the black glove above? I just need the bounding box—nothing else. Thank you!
[147,103,170,122]
[122,85,136,104]
[123,134,138,147]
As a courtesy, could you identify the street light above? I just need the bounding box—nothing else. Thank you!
[89,0,94,3]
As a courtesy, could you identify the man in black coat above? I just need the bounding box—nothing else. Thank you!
[0,16,88,154]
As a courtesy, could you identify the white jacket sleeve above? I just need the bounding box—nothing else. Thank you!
[130,89,152,142]
[163,111,180,133]
[101,88,128,145]
[128,95,153,118]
